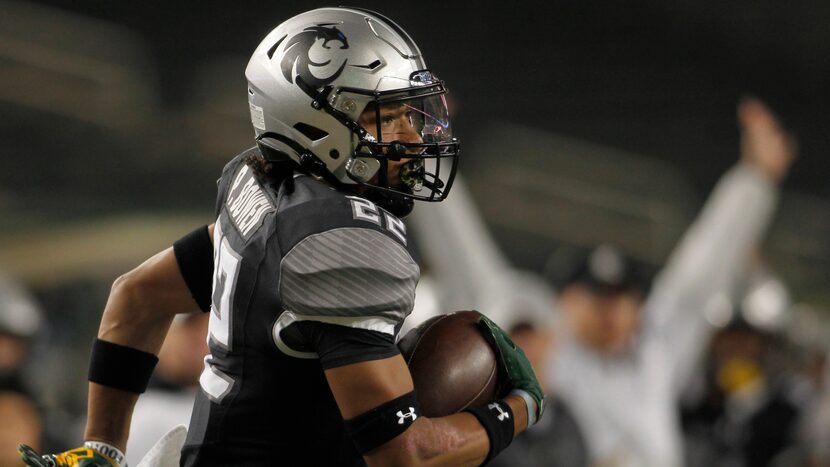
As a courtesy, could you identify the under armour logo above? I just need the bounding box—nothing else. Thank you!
[397,407,418,425]
[488,402,510,422]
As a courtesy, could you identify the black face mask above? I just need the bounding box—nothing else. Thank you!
[310,71,460,205]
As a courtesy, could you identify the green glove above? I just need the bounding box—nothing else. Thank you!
[18,444,120,467]
[477,314,545,422]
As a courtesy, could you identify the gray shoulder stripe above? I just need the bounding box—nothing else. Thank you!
[284,245,413,292]
[283,263,409,304]
[283,227,416,277]
[280,271,407,314]
[280,227,419,320]
[281,263,413,316]
[290,234,415,279]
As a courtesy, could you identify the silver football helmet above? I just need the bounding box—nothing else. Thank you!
[245,7,459,210]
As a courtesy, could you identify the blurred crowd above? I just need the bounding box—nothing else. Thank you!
[408,99,830,467]
[0,275,209,466]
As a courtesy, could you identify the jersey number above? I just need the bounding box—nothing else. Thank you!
[347,196,407,245]
[199,221,241,403]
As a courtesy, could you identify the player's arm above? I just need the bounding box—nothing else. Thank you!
[86,223,214,448]
[20,224,215,467]
[321,316,541,467]
[328,357,530,466]
[648,98,796,388]
[654,97,794,306]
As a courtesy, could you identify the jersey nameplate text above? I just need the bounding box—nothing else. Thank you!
[226,164,274,238]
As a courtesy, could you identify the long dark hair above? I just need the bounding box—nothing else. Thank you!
[244,149,297,193]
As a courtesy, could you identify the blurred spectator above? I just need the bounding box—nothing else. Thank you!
[408,173,584,465]
[0,390,42,465]
[126,312,208,465]
[0,272,44,463]
[680,281,830,467]
[0,272,43,386]
[682,315,800,467]
[797,332,830,467]
[407,177,554,327]
[802,362,830,466]
[546,98,796,467]
[490,307,588,467]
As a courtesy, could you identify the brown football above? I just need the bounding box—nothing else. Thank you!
[398,310,499,417]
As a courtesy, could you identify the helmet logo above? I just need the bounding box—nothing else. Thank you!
[280,24,350,89]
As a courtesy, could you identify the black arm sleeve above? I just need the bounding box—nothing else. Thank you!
[173,225,214,312]
[295,321,401,370]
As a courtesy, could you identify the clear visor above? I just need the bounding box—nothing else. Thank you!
[358,93,454,148]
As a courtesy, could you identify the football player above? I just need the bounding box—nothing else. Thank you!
[19,7,544,467]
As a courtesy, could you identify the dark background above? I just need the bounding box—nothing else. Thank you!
[25,0,830,197]
[2,0,827,314]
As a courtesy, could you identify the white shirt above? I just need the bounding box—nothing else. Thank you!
[126,387,197,466]
[550,164,778,467]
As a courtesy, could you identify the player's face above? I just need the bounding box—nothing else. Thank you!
[358,103,424,186]
[359,102,424,144]
[561,285,642,354]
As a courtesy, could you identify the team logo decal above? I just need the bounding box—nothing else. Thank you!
[280,24,349,88]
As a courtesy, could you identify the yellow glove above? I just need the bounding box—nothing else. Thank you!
[19,443,124,467]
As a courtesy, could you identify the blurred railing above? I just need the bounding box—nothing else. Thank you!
[0,0,155,130]
[463,123,830,310]
[464,123,696,265]
[0,0,827,305]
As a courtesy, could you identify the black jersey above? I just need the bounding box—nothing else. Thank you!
[181,149,420,466]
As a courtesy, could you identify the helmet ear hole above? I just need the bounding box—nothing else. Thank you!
[293,122,329,142]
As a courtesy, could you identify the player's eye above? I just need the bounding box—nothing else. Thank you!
[380,115,396,126]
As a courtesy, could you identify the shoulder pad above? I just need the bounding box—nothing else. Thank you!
[279,225,419,330]
[276,179,420,330]
[276,178,410,253]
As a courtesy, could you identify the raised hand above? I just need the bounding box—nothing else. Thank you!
[738,97,797,182]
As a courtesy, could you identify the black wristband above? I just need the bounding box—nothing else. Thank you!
[173,224,214,312]
[88,338,159,393]
[344,391,420,454]
[465,400,514,464]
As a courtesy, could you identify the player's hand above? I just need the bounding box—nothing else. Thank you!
[476,315,545,420]
[18,444,120,467]
[738,97,797,183]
